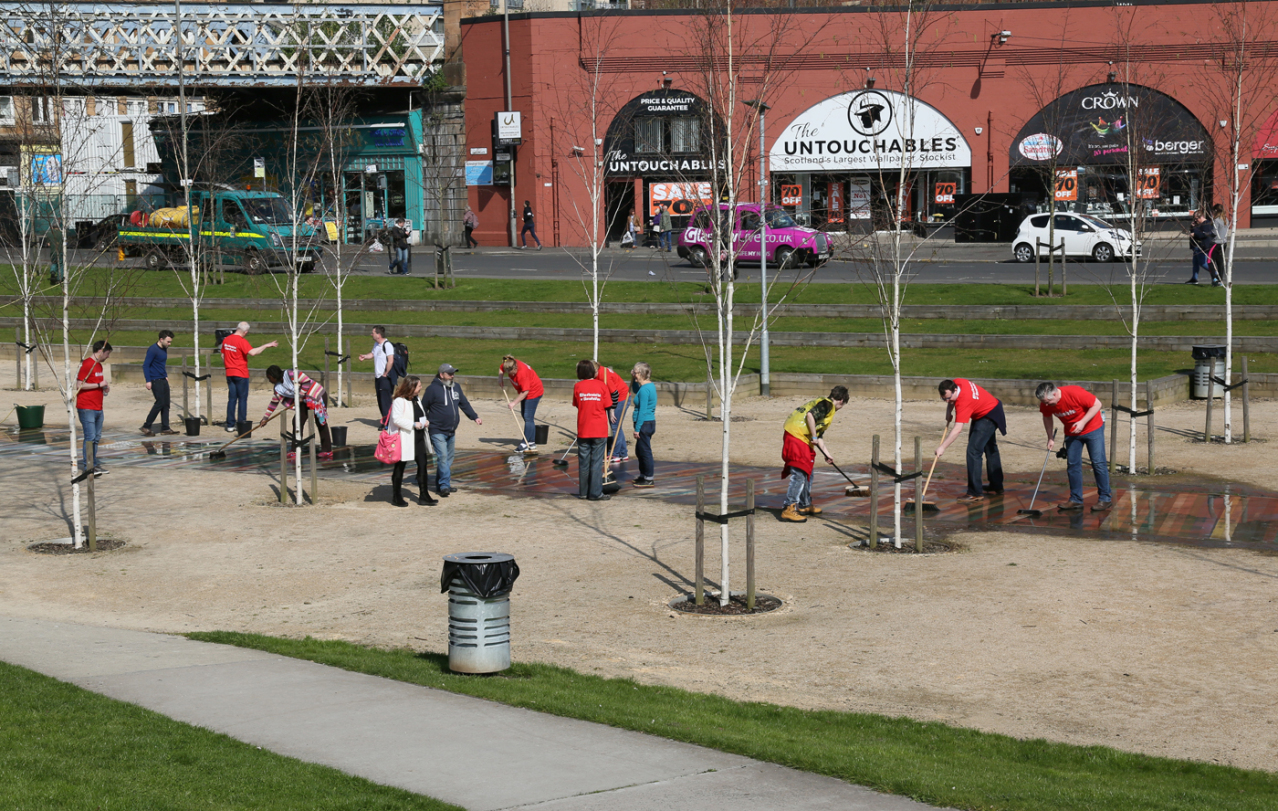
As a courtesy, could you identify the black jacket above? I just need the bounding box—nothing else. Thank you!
[1190,219,1216,255]
[422,376,478,436]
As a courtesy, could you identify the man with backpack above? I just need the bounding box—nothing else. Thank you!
[358,326,402,419]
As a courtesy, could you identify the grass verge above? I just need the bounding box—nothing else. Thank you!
[0,660,460,811]
[187,633,1278,811]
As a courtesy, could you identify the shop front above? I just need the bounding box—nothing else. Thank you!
[602,88,722,244]
[1250,109,1278,226]
[1009,83,1211,227]
[769,89,972,232]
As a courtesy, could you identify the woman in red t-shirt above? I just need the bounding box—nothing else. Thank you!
[572,359,611,501]
[499,355,544,452]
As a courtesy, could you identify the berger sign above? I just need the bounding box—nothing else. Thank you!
[771,90,972,172]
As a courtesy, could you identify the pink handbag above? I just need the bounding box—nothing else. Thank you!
[374,412,401,464]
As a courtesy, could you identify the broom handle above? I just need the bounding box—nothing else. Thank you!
[213,408,285,453]
[605,391,631,459]
[500,385,528,445]
[919,422,950,502]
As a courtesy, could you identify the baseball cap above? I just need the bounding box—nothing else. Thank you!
[438,363,458,375]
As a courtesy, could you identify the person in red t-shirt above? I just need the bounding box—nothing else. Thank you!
[221,321,277,432]
[936,377,1006,502]
[596,363,629,463]
[75,340,112,476]
[1037,382,1111,512]
[499,354,544,452]
[573,359,612,501]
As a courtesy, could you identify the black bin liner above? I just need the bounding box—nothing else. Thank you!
[214,328,234,349]
[441,552,520,598]
[1191,345,1227,360]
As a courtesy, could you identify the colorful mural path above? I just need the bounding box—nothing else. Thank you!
[6,425,1276,551]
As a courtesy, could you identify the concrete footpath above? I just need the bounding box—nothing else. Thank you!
[0,616,950,811]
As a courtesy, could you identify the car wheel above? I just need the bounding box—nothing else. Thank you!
[1092,243,1115,263]
[144,250,166,271]
[688,247,708,268]
[774,247,795,270]
[1013,243,1035,263]
[243,249,267,275]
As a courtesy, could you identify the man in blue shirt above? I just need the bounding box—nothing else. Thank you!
[141,330,178,436]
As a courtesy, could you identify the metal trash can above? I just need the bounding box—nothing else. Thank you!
[441,552,520,674]
[1191,345,1227,399]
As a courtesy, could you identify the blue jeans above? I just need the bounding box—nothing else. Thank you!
[520,396,541,445]
[1065,425,1112,504]
[783,468,811,508]
[965,416,1004,496]
[77,408,103,471]
[430,432,456,491]
[576,437,606,499]
[608,404,628,459]
[635,420,655,479]
[226,376,249,426]
[659,230,673,251]
[392,247,410,274]
[1191,250,1212,281]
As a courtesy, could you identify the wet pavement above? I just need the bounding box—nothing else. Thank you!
[8,425,1275,551]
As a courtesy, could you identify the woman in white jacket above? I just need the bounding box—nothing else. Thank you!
[390,376,426,507]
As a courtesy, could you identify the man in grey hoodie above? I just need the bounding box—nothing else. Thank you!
[421,363,483,496]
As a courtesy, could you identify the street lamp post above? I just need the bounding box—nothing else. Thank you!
[744,99,771,396]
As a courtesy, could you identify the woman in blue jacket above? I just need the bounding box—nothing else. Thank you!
[630,362,657,487]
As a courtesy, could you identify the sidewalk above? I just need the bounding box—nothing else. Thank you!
[0,616,950,811]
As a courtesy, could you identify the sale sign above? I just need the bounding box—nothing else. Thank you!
[1054,169,1078,202]
[649,181,714,216]
[780,184,802,206]
[828,182,845,224]
[1136,167,1160,199]
[934,181,956,204]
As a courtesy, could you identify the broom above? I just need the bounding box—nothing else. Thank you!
[209,408,285,460]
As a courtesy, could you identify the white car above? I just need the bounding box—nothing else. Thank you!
[1011,212,1141,263]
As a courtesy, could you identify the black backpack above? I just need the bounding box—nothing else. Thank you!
[391,341,409,377]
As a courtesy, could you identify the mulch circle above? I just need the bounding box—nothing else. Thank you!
[671,593,783,616]
[849,537,963,554]
[28,538,127,555]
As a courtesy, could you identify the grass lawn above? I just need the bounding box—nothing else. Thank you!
[0,660,460,811]
[6,267,1278,307]
[188,633,1278,811]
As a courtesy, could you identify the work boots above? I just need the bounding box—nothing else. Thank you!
[798,505,823,516]
[780,504,807,523]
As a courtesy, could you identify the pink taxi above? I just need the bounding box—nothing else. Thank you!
[676,203,833,270]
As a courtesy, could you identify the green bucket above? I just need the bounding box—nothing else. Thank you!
[16,405,45,431]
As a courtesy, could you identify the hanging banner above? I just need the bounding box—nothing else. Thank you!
[828,182,845,223]
[934,181,956,204]
[780,184,802,206]
[648,181,714,216]
[1054,168,1078,201]
[1136,167,1161,199]
[848,180,871,219]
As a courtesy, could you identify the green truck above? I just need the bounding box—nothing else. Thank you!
[117,189,322,274]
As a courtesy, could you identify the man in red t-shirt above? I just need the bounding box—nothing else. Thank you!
[596,363,629,462]
[221,321,277,431]
[936,377,1006,502]
[1037,382,1111,512]
[573,359,612,501]
[75,340,112,476]
[499,355,544,452]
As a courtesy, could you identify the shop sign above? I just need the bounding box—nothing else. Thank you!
[780,184,802,206]
[649,181,714,216]
[23,146,61,187]
[603,89,718,178]
[934,181,956,204]
[609,156,723,175]
[849,181,871,219]
[771,89,971,173]
[1136,167,1160,199]
[496,112,522,145]
[828,182,845,224]
[369,127,406,148]
[1011,83,1208,166]
[466,161,493,186]
[1054,169,1078,202]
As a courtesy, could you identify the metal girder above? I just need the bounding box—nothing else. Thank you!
[0,3,443,87]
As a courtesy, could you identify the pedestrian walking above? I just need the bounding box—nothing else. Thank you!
[358,326,396,420]
[422,363,482,497]
[260,365,334,458]
[220,322,277,431]
[463,206,479,249]
[1036,382,1111,513]
[75,340,112,476]
[520,200,542,249]
[630,362,657,487]
[140,330,178,436]
[1209,203,1228,284]
[936,378,1007,503]
[1185,210,1219,286]
[499,354,544,452]
[389,376,427,507]
[779,386,848,522]
[658,202,674,252]
[572,359,611,501]
[620,209,637,250]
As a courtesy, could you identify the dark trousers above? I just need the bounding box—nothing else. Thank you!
[391,460,407,502]
[635,420,655,479]
[965,416,1004,496]
[144,378,171,430]
[414,432,431,493]
[291,402,332,454]
[521,222,541,247]
[375,376,393,420]
[577,437,606,499]
[226,376,249,425]
[464,225,478,248]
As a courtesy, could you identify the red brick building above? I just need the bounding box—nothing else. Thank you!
[461,3,1278,247]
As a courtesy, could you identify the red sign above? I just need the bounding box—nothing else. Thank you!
[1136,167,1161,199]
[827,182,844,224]
[780,184,802,207]
[934,181,956,205]
[1054,169,1078,202]
[648,181,714,217]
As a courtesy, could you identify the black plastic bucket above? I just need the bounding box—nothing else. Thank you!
[184,417,201,436]
[534,424,549,445]
[236,420,254,437]
[330,425,348,447]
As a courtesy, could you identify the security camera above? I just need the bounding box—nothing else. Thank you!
[998,30,1011,43]
[571,145,585,154]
